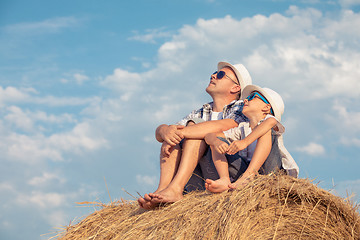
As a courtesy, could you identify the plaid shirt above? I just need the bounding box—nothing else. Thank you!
[176,99,247,126]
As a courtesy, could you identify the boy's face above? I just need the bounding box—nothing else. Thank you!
[242,92,271,118]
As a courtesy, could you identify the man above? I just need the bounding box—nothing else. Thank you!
[138,61,252,209]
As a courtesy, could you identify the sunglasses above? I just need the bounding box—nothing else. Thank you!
[211,71,239,85]
[246,92,274,115]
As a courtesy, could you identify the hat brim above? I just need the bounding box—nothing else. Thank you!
[241,85,282,122]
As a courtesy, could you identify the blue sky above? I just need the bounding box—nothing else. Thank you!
[1,0,360,239]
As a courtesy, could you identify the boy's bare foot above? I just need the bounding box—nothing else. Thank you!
[150,187,183,204]
[205,178,231,193]
[228,176,251,190]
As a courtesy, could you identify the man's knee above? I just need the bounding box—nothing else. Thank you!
[182,138,207,157]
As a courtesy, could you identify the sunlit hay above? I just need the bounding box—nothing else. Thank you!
[53,174,360,240]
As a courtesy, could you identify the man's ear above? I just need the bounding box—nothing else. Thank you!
[230,85,241,94]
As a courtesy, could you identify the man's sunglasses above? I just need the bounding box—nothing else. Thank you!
[246,92,274,115]
[211,71,239,85]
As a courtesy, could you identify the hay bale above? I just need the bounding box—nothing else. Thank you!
[54,174,360,240]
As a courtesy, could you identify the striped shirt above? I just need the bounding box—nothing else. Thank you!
[176,99,247,126]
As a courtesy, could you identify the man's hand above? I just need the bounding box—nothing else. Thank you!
[161,142,173,157]
[160,125,185,146]
[226,139,247,155]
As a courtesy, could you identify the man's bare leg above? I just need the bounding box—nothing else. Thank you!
[150,138,207,204]
[138,143,182,209]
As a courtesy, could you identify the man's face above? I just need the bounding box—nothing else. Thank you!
[206,67,239,95]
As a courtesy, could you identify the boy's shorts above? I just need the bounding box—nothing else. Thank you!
[184,138,249,192]
[183,120,283,192]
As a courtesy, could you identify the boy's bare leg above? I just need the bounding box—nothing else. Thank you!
[229,131,272,190]
[205,149,231,193]
[150,138,207,203]
[138,143,182,209]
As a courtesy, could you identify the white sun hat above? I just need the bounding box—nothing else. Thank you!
[217,62,252,94]
[241,85,285,122]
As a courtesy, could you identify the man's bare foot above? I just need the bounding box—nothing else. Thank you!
[205,178,231,193]
[150,187,183,204]
[138,193,160,210]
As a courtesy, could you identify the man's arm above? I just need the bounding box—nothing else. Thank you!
[179,118,238,139]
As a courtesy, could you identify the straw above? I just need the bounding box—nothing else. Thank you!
[51,174,360,240]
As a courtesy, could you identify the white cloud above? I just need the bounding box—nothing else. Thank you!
[296,142,325,155]
[4,16,80,35]
[4,106,75,133]
[325,100,360,147]
[4,133,64,163]
[16,191,66,208]
[0,86,31,105]
[4,106,34,132]
[0,85,99,107]
[147,8,360,101]
[47,210,68,228]
[28,172,66,186]
[0,182,15,193]
[0,121,107,164]
[339,0,360,8]
[49,122,108,153]
[136,174,157,186]
[340,137,360,147]
[73,73,89,85]
[129,28,172,43]
[32,95,100,107]
[332,100,360,133]
[101,68,147,101]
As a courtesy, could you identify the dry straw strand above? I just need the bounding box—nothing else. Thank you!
[273,181,295,240]
[321,202,331,239]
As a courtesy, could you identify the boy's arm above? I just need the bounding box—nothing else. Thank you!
[239,117,277,148]
[226,117,277,155]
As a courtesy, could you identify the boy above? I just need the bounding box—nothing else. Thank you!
[204,85,299,193]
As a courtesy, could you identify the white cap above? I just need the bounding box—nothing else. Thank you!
[218,62,252,95]
[241,85,285,122]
